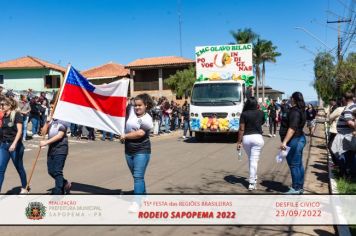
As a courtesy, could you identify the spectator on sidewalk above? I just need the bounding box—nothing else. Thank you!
[162,100,171,133]
[30,96,41,137]
[280,92,307,194]
[328,100,345,167]
[268,99,279,137]
[0,97,28,194]
[332,92,356,178]
[237,97,265,191]
[306,104,317,136]
[181,105,190,139]
[18,95,31,141]
[101,131,114,141]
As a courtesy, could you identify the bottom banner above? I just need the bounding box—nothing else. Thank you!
[0,195,355,225]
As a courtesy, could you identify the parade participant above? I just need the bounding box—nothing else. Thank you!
[268,99,279,137]
[40,101,71,194]
[120,93,153,210]
[306,104,317,136]
[280,92,306,194]
[0,97,28,193]
[237,97,265,191]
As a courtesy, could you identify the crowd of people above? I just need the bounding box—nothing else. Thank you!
[0,84,354,199]
[326,92,356,179]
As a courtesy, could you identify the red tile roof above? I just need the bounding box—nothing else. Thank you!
[82,62,129,79]
[126,56,194,68]
[0,56,66,73]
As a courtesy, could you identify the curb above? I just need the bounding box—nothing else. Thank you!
[324,122,352,236]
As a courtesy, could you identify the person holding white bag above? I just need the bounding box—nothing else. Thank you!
[237,97,266,191]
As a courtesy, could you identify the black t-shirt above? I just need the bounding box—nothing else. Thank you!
[279,106,306,141]
[182,110,189,121]
[268,104,278,118]
[0,112,23,143]
[240,110,266,135]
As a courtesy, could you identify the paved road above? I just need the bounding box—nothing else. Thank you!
[0,126,335,235]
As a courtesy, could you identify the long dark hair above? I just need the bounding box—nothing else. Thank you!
[134,93,154,111]
[291,92,306,110]
[243,97,258,112]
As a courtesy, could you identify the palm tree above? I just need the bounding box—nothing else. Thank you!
[261,42,281,102]
[230,28,259,98]
[230,28,258,44]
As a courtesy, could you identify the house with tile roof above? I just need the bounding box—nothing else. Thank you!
[126,56,195,100]
[81,62,129,85]
[0,56,66,92]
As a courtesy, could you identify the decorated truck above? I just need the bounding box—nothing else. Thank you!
[190,44,254,140]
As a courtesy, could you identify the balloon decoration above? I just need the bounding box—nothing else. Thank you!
[190,118,201,131]
[229,118,240,131]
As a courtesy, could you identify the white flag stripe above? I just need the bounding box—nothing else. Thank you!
[93,78,130,97]
[54,102,125,135]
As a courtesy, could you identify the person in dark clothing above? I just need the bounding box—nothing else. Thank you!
[306,104,317,136]
[30,96,41,137]
[40,102,71,194]
[181,105,190,139]
[0,97,28,193]
[280,92,307,194]
[268,99,279,137]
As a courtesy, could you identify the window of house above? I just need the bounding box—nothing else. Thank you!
[44,75,60,89]
[0,75,4,84]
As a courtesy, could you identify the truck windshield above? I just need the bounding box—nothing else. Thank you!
[191,83,241,105]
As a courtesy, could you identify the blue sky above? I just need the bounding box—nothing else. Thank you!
[0,0,355,101]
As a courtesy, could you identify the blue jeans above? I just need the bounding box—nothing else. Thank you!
[22,115,29,140]
[47,154,68,194]
[70,123,77,136]
[0,142,26,191]
[183,120,189,136]
[286,135,306,191]
[31,116,40,135]
[164,115,170,132]
[125,153,150,194]
[102,131,114,141]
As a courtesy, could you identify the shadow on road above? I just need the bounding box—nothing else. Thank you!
[259,180,289,193]
[5,186,21,194]
[69,182,130,194]
[224,175,249,189]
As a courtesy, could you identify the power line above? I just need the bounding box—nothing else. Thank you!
[336,0,355,13]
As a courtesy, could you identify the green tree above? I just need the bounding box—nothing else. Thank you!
[313,52,337,102]
[230,28,261,100]
[230,28,258,44]
[260,41,281,102]
[164,66,196,98]
[335,52,356,94]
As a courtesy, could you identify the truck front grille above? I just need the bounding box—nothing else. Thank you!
[201,112,228,118]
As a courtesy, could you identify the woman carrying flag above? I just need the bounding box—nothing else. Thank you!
[120,93,154,211]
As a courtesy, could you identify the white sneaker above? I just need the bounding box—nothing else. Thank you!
[128,202,140,213]
[248,183,257,191]
[32,134,40,138]
[182,136,186,139]
[268,134,272,137]
[273,134,276,137]
[20,188,29,194]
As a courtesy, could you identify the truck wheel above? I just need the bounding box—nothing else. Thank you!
[195,132,204,142]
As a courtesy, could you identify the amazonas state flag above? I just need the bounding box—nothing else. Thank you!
[53,66,129,135]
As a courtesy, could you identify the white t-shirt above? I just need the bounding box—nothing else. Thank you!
[125,106,153,154]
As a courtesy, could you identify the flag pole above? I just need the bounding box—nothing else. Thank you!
[25,64,71,192]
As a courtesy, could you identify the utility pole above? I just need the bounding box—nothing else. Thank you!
[178,0,183,57]
[327,18,351,61]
